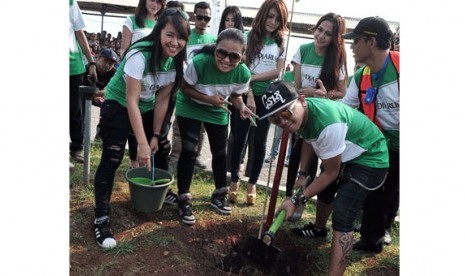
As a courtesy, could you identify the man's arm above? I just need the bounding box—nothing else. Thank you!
[76,30,97,81]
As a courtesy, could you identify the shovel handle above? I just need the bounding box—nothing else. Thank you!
[266,186,304,235]
[267,209,286,235]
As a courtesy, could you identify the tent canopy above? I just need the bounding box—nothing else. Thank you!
[77,0,399,35]
[78,0,135,15]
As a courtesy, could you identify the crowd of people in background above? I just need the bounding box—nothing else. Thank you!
[85,30,123,64]
[69,0,400,274]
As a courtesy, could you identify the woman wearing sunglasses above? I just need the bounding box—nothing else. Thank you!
[228,0,288,206]
[174,28,255,225]
[258,80,388,276]
[285,13,349,227]
[169,1,216,170]
[92,8,190,249]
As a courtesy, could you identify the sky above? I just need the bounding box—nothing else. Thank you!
[0,0,464,275]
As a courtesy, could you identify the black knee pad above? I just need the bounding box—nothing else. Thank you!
[158,136,171,155]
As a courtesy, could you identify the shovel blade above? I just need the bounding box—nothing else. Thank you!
[243,235,281,268]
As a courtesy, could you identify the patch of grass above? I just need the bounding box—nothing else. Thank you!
[142,229,178,247]
[69,164,83,187]
[108,239,137,256]
[74,184,94,203]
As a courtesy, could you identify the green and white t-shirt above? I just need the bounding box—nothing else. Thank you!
[186,29,216,62]
[342,59,399,153]
[293,42,345,89]
[124,15,156,44]
[283,71,295,84]
[298,98,389,168]
[105,41,176,113]
[69,0,86,76]
[248,34,285,95]
[176,53,251,125]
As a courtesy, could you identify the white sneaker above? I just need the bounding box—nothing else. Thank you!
[94,217,117,249]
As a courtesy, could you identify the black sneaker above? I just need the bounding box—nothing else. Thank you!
[353,239,383,253]
[178,195,196,225]
[94,217,117,249]
[211,188,232,215]
[164,189,179,206]
[291,222,328,238]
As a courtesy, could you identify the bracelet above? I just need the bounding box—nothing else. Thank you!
[88,62,96,66]
[152,133,162,139]
[298,171,309,177]
[291,191,309,207]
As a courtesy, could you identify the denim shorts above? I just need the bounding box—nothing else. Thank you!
[331,163,388,232]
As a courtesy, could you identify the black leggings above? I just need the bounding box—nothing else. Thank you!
[176,115,228,194]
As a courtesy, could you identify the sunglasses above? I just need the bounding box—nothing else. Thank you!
[165,7,189,21]
[268,100,297,124]
[215,48,242,63]
[195,14,211,22]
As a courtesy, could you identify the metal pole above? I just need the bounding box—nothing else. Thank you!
[79,85,98,186]
[84,98,92,185]
[100,4,107,34]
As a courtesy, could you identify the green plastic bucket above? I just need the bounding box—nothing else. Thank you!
[125,167,173,213]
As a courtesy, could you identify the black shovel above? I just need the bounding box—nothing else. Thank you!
[243,209,287,268]
[243,185,306,269]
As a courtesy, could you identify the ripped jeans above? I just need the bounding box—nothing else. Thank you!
[176,115,228,195]
[93,100,152,218]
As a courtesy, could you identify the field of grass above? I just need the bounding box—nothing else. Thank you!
[69,143,399,275]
